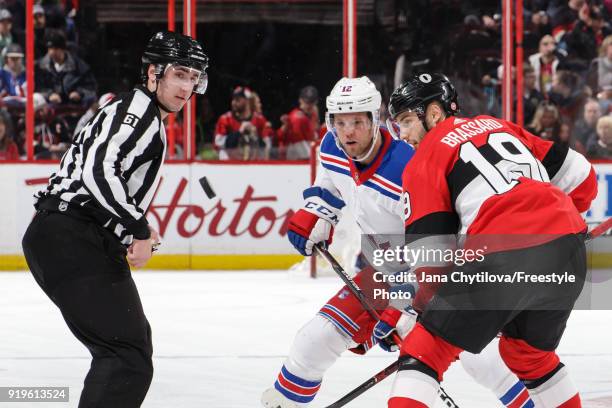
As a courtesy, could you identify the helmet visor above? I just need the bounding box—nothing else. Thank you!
[163,63,208,94]
[325,113,373,133]
[385,117,401,139]
[385,111,423,148]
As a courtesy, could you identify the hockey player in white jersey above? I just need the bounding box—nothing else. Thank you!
[261,76,417,408]
[261,76,533,408]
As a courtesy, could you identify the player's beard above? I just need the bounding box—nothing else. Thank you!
[342,129,378,162]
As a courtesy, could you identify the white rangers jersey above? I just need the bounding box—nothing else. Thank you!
[315,128,415,235]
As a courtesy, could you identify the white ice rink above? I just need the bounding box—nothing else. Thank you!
[1,270,611,408]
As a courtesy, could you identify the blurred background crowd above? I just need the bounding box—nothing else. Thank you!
[0,0,610,161]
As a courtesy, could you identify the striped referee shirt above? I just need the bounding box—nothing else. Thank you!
[35,85,166,245]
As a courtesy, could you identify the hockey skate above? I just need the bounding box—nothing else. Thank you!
[261,387,301,408]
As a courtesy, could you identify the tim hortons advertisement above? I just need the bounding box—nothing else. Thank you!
[0,162,611,270]
[0,163,310,270]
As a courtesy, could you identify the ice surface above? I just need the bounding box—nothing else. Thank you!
[1,271,611,407]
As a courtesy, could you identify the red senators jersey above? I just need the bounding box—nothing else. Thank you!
[277,108,317,145]
[214,111,273,147]
[401,115,597,249]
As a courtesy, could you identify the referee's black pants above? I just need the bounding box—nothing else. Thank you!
[22,210,153,408]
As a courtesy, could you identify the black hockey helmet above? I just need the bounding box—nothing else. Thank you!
[141,31,209,94]
[388,72,459,123]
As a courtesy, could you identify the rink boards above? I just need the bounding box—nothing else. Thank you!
[0,161,611,270]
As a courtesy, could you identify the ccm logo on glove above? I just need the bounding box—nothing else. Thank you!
[304,200,341,224]
[287,187,346,256]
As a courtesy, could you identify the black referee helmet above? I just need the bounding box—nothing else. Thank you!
[141,31,210,94]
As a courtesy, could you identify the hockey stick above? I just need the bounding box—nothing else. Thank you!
[323,359,457,408]
[586,217,612,242]
[314,244,460,408]
[313,243,402,344]
[324,360,398,408]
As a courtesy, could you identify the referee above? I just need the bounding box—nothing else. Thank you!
[22,31,209,407]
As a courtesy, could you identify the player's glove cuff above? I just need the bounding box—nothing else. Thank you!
[373,307,417,352]
[302,187,345,226]
[288,211,333,256]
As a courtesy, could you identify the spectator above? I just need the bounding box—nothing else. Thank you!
[214,86,273,160]
[559,120,572,147]
[165,113,185,159]
[43,1,74,36]
[588,34,612,93]
[549,69,585,121]
[73,92,115,136]
[33,4,51,59]
[35,30,96,106]
[587,114,612,158]
[525,9,552,47]
[5,1,25,36]
[277,85,320,160]
[450,14,500,76]
[564,4,610,62]
[0,43,26,103]
[481,73,501,117]
[63,2,78,44]
[550,0,584,40]
[248,90,274,159]
[31,93,71,159]
[523,64,545,124]
[0,9,15,54]
[573,98,602,153]
[528,34,561,96]
[0,112,18,160]
[598,84,612,114]
[528,100,562,142]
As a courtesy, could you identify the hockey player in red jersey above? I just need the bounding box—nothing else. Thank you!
[386,72,597,408]
[387,82,541,408]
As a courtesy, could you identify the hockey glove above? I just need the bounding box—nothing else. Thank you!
[373,307,418,352]
[288,186,345,256]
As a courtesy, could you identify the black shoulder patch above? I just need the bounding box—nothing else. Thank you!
[541,142,569,179]
[122,113,140,128]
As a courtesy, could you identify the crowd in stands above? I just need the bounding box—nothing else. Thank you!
[0,0,610,162]
[211,0,612,162]
[0,0,96,161]
[469,0,612,159]
[212,84,321,161]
